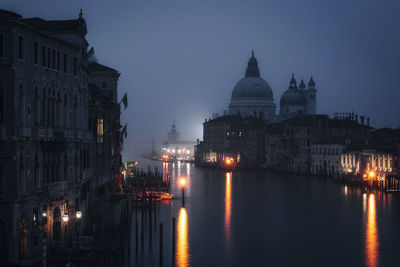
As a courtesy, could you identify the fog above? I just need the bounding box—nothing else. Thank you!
[4,0,400,160]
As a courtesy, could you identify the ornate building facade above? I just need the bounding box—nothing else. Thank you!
[0,9,123,265]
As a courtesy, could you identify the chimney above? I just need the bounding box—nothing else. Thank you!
[360,116,365,126]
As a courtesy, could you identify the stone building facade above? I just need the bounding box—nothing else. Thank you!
[0,9,123,265]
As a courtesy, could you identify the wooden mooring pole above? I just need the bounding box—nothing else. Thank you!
[159,223,163,267]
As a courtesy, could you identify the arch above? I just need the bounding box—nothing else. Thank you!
[53,207,61,241]
[0,218,8,263]
[18,215,28,259]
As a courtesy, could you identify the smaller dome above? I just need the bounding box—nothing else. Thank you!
[280,88,306,106]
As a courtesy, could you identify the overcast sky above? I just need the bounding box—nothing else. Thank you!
[3,0,400,159]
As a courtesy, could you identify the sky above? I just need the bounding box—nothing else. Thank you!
[3,0,400,159]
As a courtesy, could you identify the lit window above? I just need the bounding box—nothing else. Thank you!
[97,118,104,142]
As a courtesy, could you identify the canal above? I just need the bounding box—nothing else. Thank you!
[126,160,400,267]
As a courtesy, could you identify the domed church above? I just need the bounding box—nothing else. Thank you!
[228,51,276,121]
[228,51,317,122]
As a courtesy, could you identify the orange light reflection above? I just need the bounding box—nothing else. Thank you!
[176,207,189,266]
[365,194,379,267]
[225,172,232,243]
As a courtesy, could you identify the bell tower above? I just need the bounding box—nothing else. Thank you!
[304,76,317,114]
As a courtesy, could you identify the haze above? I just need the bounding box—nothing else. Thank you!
[3,0,400,160]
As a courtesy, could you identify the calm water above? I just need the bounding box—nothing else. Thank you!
[126,160,400,267]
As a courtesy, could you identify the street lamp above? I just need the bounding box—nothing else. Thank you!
[62,214,69,222]
[76,211,82,219]
[369,171,375,188]
[179,177,186,206]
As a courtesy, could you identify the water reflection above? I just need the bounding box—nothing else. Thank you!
[176,207,189,266]
[365,194,379,267]
[225,172,232,243]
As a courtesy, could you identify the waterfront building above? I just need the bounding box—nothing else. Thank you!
[196,115,265,168]
[0,9,123,265]
[265,113,371,173]
[162,122,196,160]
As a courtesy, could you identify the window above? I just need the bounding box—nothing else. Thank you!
[56,51,61,71]
[73,57,77,76]
[52,49,56,69]
[41,45,46,66]
[102,81,108,89]
[47,47,51,68]
[18,36,24,60]
[63,53,68,73]
[33,42,38,64]
[97,118,103,142]
[0,33,3,58]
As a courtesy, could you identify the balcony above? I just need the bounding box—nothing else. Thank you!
[34,127,46,138]
[44,181,68,196]
[19,126,32,137]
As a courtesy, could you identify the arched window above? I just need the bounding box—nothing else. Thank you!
[73,95,77,128]
[42,87,46,126]
[18,84,24,124]
[33,87,39,125]
[33,153,39,190]
[63,94,68,128]
[18,215,28,259]
[19,153,25,193]
[56,92,61,127]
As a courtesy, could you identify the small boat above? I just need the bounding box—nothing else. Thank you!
[146,191,174,201]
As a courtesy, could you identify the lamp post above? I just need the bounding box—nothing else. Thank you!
[369,171,375,188]
[179,177,186,207]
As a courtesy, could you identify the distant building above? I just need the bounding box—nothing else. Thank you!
[195,115,266,168]
[228,51,317,122]
[265,113,371,173]
[162,122,196,159]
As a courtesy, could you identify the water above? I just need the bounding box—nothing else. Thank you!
[127,160,400,267]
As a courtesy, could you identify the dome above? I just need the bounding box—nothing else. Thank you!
[280,88,306,106]
[231,77,274,100]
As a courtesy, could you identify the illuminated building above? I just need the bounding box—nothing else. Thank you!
[162,121,196,160]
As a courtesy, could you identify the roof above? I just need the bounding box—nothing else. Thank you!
[0,9,22,19]
[88,62,119,73]
[21,17,87,35]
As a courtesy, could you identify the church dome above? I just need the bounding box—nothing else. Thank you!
[231,77,273,99]
[231,50,274,101]
[280,89,306,106]
[280,74,306,106]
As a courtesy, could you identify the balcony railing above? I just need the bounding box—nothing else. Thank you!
[19,126,32,137]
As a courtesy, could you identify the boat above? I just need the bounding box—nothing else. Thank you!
[145,191,174,201]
